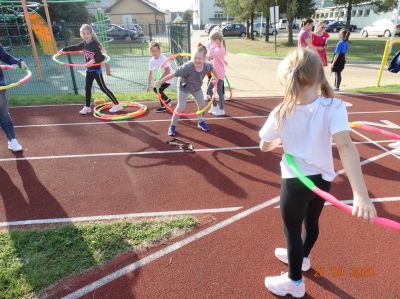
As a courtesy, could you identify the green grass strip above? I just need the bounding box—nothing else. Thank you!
[347,84,400,93]
[0,217,196,298]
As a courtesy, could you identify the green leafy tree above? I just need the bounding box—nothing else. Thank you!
[373,0,398,12]
[334,0,365,27]
[182,9,193,23]
[39,3,91,23]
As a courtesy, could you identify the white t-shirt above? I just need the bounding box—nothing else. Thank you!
[148,54,175,85]
[259,97,349,182]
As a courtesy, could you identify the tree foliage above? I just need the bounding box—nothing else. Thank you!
[182,9,193,23]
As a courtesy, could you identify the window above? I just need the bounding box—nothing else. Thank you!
[316,13,320,19]
[334,11,339,17]
[364,9,370,16]
[352,10,356,17]
[329,12,333,18]
[214,11,223,19]
[357,10,363,17]
[340,11,345,17]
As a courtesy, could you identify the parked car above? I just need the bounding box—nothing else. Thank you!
[251,22,278,36]
[123,24,144,37]
[205,24,219,34]
[221,23,246,37]
[106,24,138,41]
[325,21,357,33]
[361,19,400,37]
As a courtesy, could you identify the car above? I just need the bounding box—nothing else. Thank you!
[251,22,278,36]
[325,21,357,33]
[123,24,144,37]
[106,24,138,41]
[204,23,217,33]
[221,23,246,37]
[361,19,400,37]
[206,24,219,34]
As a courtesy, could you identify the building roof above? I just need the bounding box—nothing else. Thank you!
[106,0,166,14]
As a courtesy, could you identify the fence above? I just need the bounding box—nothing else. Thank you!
[2,21,191,97]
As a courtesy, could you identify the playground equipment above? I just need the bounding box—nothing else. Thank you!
[0,0,102,80]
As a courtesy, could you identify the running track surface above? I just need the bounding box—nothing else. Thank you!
[0,94,399,298]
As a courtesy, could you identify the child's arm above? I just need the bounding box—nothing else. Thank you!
[62,42,85,52]
[331,53,339,66]
[259,139,281,152]
[155,72,176,88]
[333,131,376,222]
[147,70,152,92]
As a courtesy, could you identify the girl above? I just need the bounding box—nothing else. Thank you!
[62,24,122,114]
[147,41,174,113]
[311,21,330,66]
[297,19,313,49]
[331,28,350,92]
[155,43,218,136]
[207,27,228,116]
[0,43,28,152]
[259,49,376,298]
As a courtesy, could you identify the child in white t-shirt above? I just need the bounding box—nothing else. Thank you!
[259,49,376,298]
[147,42,175,113]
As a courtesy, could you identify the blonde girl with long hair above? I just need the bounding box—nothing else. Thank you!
[62,24,122,114]
[259,49,376,297]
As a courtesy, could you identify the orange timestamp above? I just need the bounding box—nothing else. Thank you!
[313,265,375,278]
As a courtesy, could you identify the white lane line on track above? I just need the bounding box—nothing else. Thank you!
[274,197,400,208]
[12,110,400,129]
[0,140,397,162]
[61,196,280,299]
[0,207,243,228]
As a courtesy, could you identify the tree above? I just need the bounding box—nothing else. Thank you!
[334,0,365,28]
[182,9,193,23]
[373,0,398,12]
[39,3,91,23]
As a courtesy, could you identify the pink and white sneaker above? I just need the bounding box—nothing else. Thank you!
[265,272,305,298]
[79,106,92,115]
[275,248,311,271]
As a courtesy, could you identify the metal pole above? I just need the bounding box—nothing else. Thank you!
[21,0,43,80]
[61,21,78,95]
[389,0,400,54]
[260,12,262,36]
[377,40,391,87]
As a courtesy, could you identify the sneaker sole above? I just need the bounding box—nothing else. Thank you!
[8,146,23,152]
[265,278,305,298]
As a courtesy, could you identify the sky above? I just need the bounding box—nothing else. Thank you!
[153,0,193,12]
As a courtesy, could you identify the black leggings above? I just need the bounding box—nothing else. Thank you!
[280,175,331,280]
[334,71,342,89]
[85,71,118,107]
[153,83,170,107]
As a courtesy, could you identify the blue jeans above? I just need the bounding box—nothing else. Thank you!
[0,90,16,141]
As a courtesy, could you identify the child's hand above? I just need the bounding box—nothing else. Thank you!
[155,81,161,88]
[352,196,376,223]
[224,60,228,66]
[20,61,28,70]
[146,87,152,92]
[86,59,95,67]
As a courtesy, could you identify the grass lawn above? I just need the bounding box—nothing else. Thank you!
[0,217,196,299]
[225,36,400,62]
[347,84,400,93]
[9,91,177,106]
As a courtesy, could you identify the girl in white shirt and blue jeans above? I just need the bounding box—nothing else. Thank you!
[259,49,376,298]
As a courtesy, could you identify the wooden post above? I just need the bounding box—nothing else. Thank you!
[21,0,43,80]
[42,0,61,73]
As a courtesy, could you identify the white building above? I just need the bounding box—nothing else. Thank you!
[314,2,397,29]
[192,0,232,29]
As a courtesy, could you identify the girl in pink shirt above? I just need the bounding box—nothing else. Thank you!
[207,28,228,116]
[298,19,313,49]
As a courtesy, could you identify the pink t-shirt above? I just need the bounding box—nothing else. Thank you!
[298,29,310,48]
[208,44,225,80]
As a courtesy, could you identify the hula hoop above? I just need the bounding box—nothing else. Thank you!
[93,101,147,121]
[0,65,32,91]
[224,74,233,100]
[155,53,213,117]
[284,123,400,232]
[52,51,111,67]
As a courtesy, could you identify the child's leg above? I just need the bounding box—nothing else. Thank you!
[302,178,330,257]
[206,73,213,97]
[191,89,206,123]
[280,176,316,281]
[0,90,16,141]
[94,73,119,105]
[217,79,224,109]
[153,83,171,107]
[334,71,342,89]
[171,88,189,126]
[85,72,96,107]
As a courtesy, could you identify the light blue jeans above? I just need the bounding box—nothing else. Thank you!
[0,90,16,141]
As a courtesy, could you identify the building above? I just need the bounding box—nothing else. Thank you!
[314,2,396,29]
[105,0,166,28]
[192,0,233,29]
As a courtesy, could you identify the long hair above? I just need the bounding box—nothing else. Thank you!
[193,42,208,58]
[80,24,104,51]
[275,48,334,131]
[300,18,314,29]
[339,28,350,41]
[209,27,227,52]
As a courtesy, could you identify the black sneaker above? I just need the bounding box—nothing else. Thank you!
[155,107,167,113]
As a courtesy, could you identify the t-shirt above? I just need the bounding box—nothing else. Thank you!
[298,29,310,48]
[174,61,213,92]
[149,54,175,84]
[208,44,225,80]
[312,32,330,66]
[334,40,349,55]
[259,97,349,182]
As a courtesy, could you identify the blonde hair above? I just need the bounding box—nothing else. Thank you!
[80,24,104,51]
[193,42,208,58]
[275,48,334,130]
[148,41,161,51]
[209,27,227,52]
[314,21,326,32]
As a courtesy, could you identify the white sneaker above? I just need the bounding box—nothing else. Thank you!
[109,104,123,113]
[79,106,92,115]
[208,105,217,114]
[392,146,400,155]
[265,272,305,298]
[388,141,400,149]
[204,94,211,101]
[224,95,231,101]
[8,139,23,152]
[275,248,311,272]
[212,107,226,116]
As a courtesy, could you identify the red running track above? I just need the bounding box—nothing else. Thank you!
[0,94,399,298]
